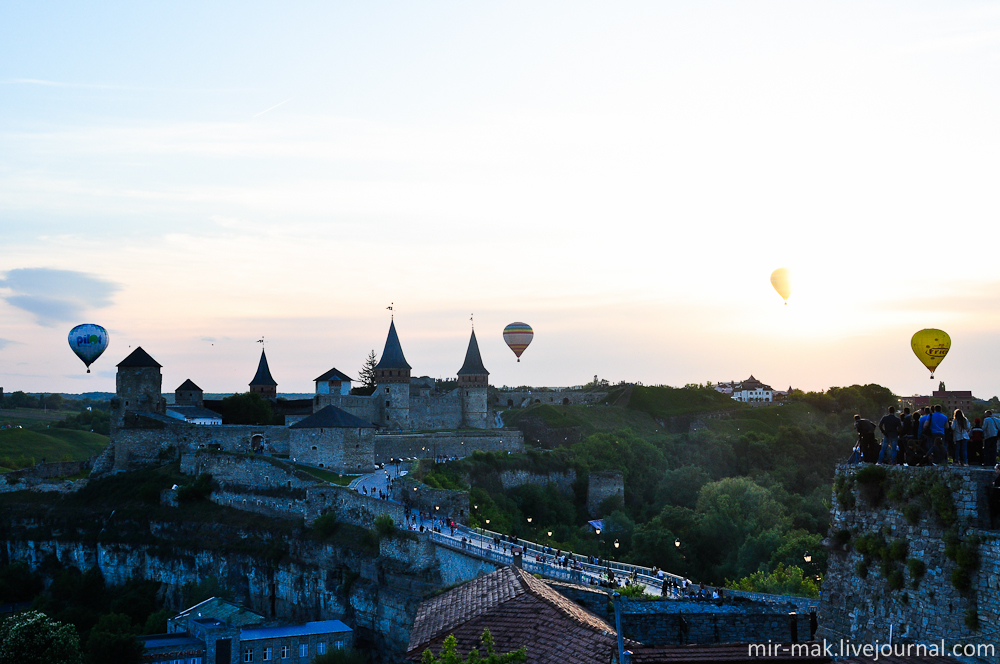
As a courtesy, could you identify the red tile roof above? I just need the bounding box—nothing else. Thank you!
[407,567,627,663]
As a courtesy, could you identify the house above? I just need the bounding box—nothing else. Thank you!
[314,368,353,396]
[142,597,353,664]
[288,404,377,472]
[717,376,774,403]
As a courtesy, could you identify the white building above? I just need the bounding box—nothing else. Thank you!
[314,367,353,396]
[166,405,223,425]
[716,375,774,403]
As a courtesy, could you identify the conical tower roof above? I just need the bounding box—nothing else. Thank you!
[117,347,161,368]
[250,349,277,387]
[457,330,489,376]
[374,320,411,370]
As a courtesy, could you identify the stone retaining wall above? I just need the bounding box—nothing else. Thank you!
[373,430,523,464]
[621,600,814,645]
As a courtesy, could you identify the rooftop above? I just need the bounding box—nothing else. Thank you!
[241,620,352,641]
[171,597,265,628]
[166,405,223,420]
[117,346,162,368]
[457,329,489,376]
[407,567,626,663]
[374,320,411,371]
[176,379,202,392]
[289,404,376,429]
[314,367,354,382]
[250,349,278,387]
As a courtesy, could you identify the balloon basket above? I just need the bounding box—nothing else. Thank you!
[517,359,520,363]
[86,369,91,374]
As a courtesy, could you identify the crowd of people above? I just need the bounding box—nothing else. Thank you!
[853,405,1000,467]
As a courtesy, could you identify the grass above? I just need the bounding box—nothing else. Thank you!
[0,408,72,425]
[501,403,664,436]
[0,427,109,469]
[627,385,741,419]
[293,464,359,486]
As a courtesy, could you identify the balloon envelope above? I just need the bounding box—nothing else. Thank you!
[770,268,792,304]
[68,324,109,373]
[910,329,950,378]
[503,322,533,362]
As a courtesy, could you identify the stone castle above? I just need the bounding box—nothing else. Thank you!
[97,321,522,475]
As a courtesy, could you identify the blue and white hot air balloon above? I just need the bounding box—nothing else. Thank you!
[68,324,109,373]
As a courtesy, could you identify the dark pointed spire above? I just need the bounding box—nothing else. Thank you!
[375,320,411,370]
[250,349,277,387]
[457,329,489,376]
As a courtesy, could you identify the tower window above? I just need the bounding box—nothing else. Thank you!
[386,401,390,407]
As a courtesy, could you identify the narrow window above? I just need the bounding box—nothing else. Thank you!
[317,642,327,655]
[299,644,308,658]
[264,647,272,661]
[244,649,253,662]
[281,645,289,659]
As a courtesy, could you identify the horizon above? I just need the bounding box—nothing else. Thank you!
[3,3,1000,397]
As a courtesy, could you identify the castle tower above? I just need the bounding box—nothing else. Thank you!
[374,320,411,429]
[113,347,166,426]
[175,379,204,407]
[249,349,277,399]
[457,329,490,429]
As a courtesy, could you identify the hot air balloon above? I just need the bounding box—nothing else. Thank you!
[68,324,109,373]
[503,322,533,362]
[770,268,792,304]
[910,329,951,379]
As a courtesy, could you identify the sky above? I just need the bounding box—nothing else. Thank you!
[2,2,1000,397]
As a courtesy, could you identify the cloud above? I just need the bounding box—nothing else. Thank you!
[0,268,120,326]
[0,338,16,350]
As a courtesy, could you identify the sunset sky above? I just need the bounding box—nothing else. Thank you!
[2,2,1000,398]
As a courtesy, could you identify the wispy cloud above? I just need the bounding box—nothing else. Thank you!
[0,338,16,350]
[253,99,291,118]
[0,268,120,326]
[5,78,122,90]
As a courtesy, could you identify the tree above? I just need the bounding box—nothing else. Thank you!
[359,350,378,389]
[216,392,276,425]
[420,630,527,663]
[726,563,820,598]
[84,613,142,664]
[0,610,82,664]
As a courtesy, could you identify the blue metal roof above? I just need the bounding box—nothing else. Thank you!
[288,405,376,429]
[241,620,352,641]
[250,349,278,387]
[374,320,411,370]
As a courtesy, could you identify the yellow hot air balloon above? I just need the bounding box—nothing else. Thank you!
[910,329,951,379]
[770,268,792,304]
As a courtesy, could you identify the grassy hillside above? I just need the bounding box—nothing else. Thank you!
[0,427,109,470]
[627,385,742,418]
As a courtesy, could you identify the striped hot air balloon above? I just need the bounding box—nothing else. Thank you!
[503,322,533,362]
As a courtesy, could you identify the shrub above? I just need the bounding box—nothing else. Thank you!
[951,568,971,592]
[965,609,980,631]
[855,561,868,579]
[929,482,957,526]
[888,540,908,562]
[834,529,851,546]
[907,559,926,589]
[855,466,888,507]
[375,514,396,539]
[312,513,340,539]
[887,570,905,591]
[176,474,213,503]
[903,504,922,525]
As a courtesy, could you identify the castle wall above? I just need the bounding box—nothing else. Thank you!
[460,386,490,429]
[498,469,577,497]
[378,383,410,430]
[290,427,375,473]
[495,390,608,409]
[432,542,502,586]
[588,471,624,517]
[111,424,291,471]
[408,390,463,430]
[621,600,814,646]
[392,476,469,525]
[819,465,996,650]
[314,394,378,423]
[180,452,316,489]
[373,430,524,463]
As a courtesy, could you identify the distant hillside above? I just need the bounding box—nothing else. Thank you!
[0,428,108,471]
[626,385,742,418]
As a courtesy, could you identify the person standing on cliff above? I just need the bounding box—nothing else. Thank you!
[983,410,1000,466]
[878,407,902,464]
[854,415,878,463]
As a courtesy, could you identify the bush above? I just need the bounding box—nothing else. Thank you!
[313,513,340,539]
[176,474,212,503]
[951,568,971,592]
[888,540,908,562]
[375,514,396,539]
[855,561,868,579]
[907,559,926,589]
[903,504,921,525]
[314,650,367,664]
[887,570,905,591]
[854,466,888,507]
[965,609,980,631]
[833,530,851,546]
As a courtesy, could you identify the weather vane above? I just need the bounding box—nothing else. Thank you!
[387,302,393,319]
[257,336,265,346]
[471,313,474,330]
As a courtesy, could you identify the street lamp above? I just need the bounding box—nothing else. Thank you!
[674,538,680,548]
[595,528,601,535]
[803,552,812,564]
[547,531,553,538]
[527,517,532,523]
[614,539,620,549]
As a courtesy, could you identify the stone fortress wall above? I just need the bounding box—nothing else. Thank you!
[495,390,608,409]
[819,464,998,651]
[498,469,577,496]
[104,423,291,472]
[587,471,625,517]
[373,430,523,464]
